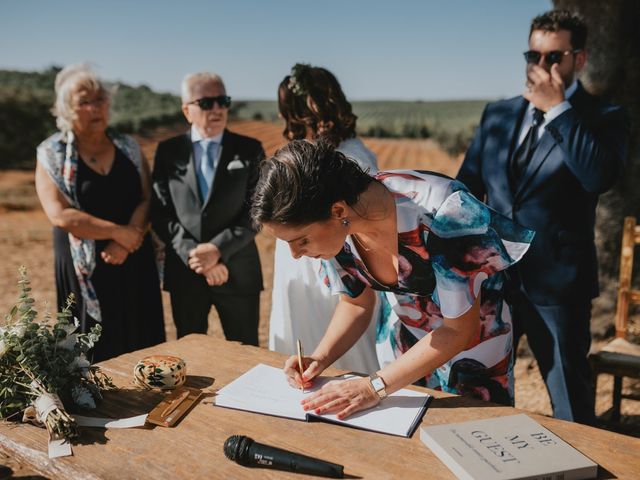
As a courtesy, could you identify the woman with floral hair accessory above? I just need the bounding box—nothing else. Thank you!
[35,64,165,361]
[269,64,383,373]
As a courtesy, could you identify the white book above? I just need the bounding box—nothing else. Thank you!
[420,414,598,480]
[214,363,430,437]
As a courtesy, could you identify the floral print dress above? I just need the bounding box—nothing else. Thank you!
[321,171,535,405]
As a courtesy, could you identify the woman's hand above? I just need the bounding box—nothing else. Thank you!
[101,241,129,265]
[283,355,328,390]
[113,225,144,252]
[301,377,379,420]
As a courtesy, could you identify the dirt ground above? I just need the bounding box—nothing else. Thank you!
[1,122,638,475]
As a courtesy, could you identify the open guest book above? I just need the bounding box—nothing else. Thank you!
[214,363,431,437]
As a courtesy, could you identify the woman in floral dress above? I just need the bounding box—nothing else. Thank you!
[252,140,534,419]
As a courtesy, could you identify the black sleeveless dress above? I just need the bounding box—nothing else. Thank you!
[53,148,165,362]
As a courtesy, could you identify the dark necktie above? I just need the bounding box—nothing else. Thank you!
[511,108,545,182]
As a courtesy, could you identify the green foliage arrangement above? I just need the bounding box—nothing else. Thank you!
[0,267,115,440]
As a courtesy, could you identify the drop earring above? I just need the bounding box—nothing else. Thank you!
[341,218,350,227]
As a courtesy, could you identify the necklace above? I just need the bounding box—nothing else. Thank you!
[351,233,372,252]
[77,134,109,163]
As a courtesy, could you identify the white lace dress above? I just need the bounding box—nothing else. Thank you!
[268,138,381,373]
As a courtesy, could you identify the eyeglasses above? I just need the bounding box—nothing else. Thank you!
[187,95,232,110]
[74,96,107,110]
[523,49,582,66]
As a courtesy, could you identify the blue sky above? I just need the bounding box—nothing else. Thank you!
[1,0,550,100]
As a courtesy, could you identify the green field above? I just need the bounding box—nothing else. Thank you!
[233,99,488,153]
[0,67,490,169]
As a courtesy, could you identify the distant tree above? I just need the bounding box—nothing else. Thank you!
[553,0,640,330]
[0,91,54,169]
[228,100,247,120]
[0,68,184,169]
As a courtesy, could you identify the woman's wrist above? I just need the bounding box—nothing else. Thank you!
[368,373,388,399]
[375,370,396,395]
[310,349,331,370]
[363,376,380,399]
[109,223,122,241]
[129,222,147,233]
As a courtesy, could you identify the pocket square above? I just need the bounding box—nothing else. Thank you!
[227,156,247,171]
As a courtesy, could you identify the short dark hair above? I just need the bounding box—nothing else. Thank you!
[530,10,587,50]
[278,64,357,147]
[251,140,373,227]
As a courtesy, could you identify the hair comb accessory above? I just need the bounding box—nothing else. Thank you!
[288,63,311,97]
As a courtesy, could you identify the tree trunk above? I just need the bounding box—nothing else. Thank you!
[553,0,640,336]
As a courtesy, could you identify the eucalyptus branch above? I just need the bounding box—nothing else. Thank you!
[1,267,112,443]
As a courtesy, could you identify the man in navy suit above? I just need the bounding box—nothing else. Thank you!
[152,72,264,345]
[457,10,630,424]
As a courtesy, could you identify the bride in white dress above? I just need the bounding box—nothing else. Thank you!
[269,64,382,373]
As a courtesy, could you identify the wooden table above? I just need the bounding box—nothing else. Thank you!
[1,334,639,479]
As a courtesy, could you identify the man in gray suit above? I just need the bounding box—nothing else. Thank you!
[151,72,264,345]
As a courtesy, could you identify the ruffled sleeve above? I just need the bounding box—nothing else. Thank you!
[319,257,368,298]
[427,185,535,318]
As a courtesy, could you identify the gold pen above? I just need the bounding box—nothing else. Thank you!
[296,339,305,393]
[161,390,190,418]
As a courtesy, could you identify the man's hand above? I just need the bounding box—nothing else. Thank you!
[524,63,565,112]
[188,243,221,274]
[203,262,229,286]
[101,241,129,265]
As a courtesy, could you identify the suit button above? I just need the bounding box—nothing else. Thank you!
[202,212,209,218]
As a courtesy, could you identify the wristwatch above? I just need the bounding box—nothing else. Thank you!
[368,374,388,400]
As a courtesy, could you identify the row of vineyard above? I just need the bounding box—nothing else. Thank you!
[232,99,487,154]
[138,120,463,179]
[0,66,481,169]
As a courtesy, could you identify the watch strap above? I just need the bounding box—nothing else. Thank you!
[368,374,388,399]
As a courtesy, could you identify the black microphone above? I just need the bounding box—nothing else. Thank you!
[223,435,344,478]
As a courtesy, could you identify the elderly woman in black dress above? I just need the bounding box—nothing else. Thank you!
[35,64,165,361]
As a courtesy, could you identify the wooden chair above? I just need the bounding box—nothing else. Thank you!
[590,216,640,422]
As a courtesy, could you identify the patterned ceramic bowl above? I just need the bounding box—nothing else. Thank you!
[133,355,187,390]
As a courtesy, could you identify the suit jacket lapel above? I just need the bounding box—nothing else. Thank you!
[514,131,556,200]
[500,97,528,202]
[180,133,202,209]
[512,84,587,201]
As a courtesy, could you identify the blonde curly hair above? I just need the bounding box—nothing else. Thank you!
[52,63,110,132]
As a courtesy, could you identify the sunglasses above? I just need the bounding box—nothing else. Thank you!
[188,95,232,110]
[523,49,582,66]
